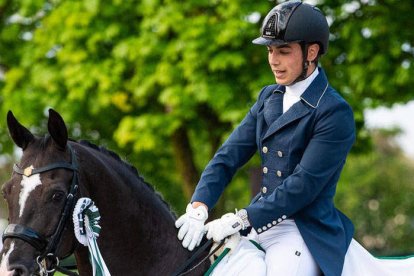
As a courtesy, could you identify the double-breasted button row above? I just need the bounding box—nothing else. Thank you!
[262,146,283,158]
[262,166,282,177]
[257,215,288,233]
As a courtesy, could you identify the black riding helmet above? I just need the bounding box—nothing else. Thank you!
[253,1,329,85]
[252,1,329,55]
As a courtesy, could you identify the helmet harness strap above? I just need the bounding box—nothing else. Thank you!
[289,41,311,86]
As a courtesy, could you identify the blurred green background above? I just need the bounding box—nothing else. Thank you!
[1,0,414,258]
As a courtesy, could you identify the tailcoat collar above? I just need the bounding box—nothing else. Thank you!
[271,67,329,109]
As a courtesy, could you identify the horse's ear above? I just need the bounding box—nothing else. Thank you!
[7,111,35,150]
[48,109,68,150]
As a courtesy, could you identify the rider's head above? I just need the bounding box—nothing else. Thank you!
[253,1,329,85]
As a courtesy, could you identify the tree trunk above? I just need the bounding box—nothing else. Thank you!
[171,125,200,201]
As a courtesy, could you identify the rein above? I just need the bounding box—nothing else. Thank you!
[2,145,80,275]
[172,239,225,276]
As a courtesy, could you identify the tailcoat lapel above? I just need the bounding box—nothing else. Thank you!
[262,67,330,141]
[263,101,311,140]
[263,91,283,126]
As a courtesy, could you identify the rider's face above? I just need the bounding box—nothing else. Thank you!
[267,43,304,86]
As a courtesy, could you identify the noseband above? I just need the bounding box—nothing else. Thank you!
[2,145,79,268]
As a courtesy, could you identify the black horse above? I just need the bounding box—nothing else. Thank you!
[0,109,210,275]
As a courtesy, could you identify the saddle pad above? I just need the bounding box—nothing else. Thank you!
[206,237,266,276]
[342,239,414,276]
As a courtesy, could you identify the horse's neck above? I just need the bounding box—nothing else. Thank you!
[74,246,92,275]
[77,150,196,274]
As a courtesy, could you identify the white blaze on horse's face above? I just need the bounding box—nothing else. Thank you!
[19,165,42,218]
[0,241,15,275]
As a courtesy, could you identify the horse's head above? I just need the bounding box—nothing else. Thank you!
[0,109,79,275]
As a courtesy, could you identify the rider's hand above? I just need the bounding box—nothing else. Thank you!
[205,211,247,242]
[175,203,208,251]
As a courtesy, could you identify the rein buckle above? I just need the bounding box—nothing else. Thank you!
[36,254,59,276]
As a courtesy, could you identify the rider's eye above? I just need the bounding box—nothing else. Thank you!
[52,191,65,202]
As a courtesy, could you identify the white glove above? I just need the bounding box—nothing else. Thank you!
[205,212,246,242]
[175,203,208,251]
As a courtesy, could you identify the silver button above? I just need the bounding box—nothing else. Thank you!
[262,146,268,153]
[277,170,282,177]
[277,151,283,157]
[278,218,282,222]
[262,187,268,194]
[263,167,268,174]
[282,215,287,219]
[258,228,263,233]
[267,223,272,228]
[262,226,267,231]
[272,221,277,225]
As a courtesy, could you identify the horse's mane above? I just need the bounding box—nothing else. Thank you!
[77,139,177,218]
[78,139,145,181]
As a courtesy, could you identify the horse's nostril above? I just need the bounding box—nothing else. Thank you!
[9,264,30,276]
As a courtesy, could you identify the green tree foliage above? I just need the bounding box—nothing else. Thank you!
[0,0,273,214]
[336,128,414,255]
[320,0,414,151]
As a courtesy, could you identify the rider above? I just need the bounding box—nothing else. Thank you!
[176,1,355,275]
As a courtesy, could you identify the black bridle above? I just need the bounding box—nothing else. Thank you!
[2,145,79,273]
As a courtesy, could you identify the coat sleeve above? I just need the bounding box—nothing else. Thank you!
[191,86,273,210]
[246,97,356,230]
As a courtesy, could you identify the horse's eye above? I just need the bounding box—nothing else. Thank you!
[52,191,65,202]
[1,187,7,199]
[1,182,10,199]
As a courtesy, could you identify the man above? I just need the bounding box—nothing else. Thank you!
[176,1,355,275]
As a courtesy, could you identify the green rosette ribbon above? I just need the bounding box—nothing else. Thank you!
[73,197,111,276]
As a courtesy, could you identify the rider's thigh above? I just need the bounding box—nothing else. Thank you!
[264,238,320,276]
[238,257,266,276]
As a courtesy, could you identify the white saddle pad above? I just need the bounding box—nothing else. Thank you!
[342,239,414,276]
[207,236,266,276]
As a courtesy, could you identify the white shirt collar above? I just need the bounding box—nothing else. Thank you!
[285,67,319,97]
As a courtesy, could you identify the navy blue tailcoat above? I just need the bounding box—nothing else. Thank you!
[192,68,356,276]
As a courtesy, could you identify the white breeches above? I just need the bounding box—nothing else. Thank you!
[247,219,321,276]
[210,219,320,276]
[210,216,414,276]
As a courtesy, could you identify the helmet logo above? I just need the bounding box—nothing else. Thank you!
[262,14,277,38]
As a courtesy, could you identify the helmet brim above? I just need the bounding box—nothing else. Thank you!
[252,37,288,46]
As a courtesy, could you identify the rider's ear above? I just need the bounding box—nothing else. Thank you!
[7,111,35,150]
[47,109,68,151]
[307,43,320,63]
